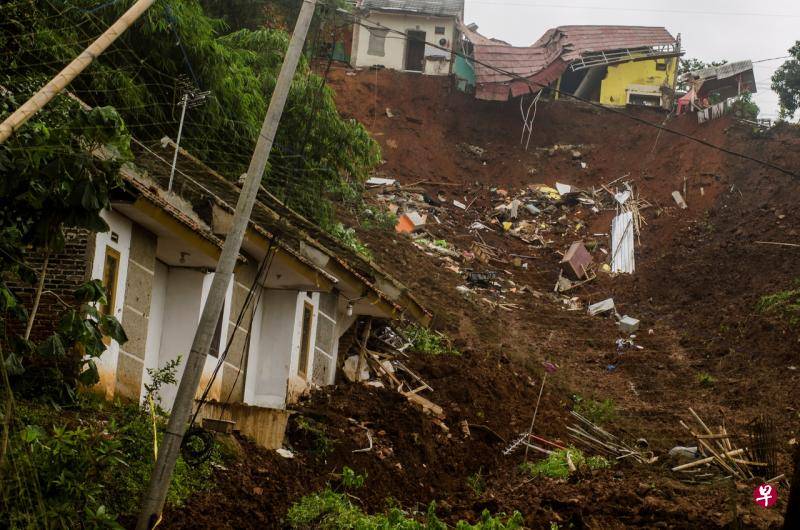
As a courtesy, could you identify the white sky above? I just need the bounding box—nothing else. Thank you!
[464,0,800,119]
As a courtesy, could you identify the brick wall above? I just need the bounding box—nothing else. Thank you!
[10,228,94,342]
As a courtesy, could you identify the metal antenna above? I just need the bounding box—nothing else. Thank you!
[168,78,211,191]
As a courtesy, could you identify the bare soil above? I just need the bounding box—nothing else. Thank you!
[163,67,799,529]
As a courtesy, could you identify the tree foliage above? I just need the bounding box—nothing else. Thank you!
[0,77,129,400]
[772,41,800,120]
[1,0,380,226]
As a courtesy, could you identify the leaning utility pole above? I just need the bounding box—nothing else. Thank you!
[135,0,317,528]
[0,0,156,144]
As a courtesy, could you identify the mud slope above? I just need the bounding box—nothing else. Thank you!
[164,68,798,529]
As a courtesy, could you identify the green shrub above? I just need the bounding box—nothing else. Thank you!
[408,325,459,356]
[520,448,610,479]
[572,395,616,425]
[341,466,366,490]
[286,489,523,529]
[295,416,336,459]
[328,222,372,259]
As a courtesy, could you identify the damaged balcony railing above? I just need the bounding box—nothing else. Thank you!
[569,43,680,71]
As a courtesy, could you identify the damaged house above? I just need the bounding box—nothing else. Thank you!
[30,136,429,449]
[457,24,682,109]
[350,0,464,75]
[677,60,757,119]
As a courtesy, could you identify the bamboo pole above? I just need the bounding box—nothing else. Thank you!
[0,0,157,144]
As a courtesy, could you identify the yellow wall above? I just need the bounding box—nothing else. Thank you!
[599,57,677,106]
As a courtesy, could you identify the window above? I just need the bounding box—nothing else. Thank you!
[655,61,667,71]
[297,303,314,378]
[100,247,120,316]
[367,28,389,56]
[435,26,445,35]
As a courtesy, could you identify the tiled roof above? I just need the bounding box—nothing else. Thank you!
[360,0,464,17]
[127,138,431,325]
[464,25,678,101]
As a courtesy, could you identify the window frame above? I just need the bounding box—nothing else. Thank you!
[366,27,389,57]
[100,246,121,317]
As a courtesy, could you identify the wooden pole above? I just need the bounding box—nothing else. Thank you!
[135,1,318,527]
[0,0,156,144]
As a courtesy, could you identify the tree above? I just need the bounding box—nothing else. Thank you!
[0,77,129,400]
[772,42,800,120]
[1,0,380,228]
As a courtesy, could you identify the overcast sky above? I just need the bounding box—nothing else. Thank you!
[464,0,800,119]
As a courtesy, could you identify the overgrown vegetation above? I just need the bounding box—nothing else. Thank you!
[520,448,610,480]
[407,325,459,356]
[286,489,524,529]
[756,281,800,326]
[1,394,222,527]
[1,0,381,230]
[572,395,616,425]
[0,81,130,401]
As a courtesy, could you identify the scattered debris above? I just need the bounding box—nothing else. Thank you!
[567,411,656,464]
[611,211,635,274]
[560,241,593,280]
[453,199,466,209]
[588,298,615,316]
[276,448,294,459]
[366,177,398,187]
[672,190,688,209]
[618,315,640,334]
[395,211,427,233]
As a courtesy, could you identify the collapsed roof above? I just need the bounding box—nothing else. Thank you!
[358,0,464,18]
[681,60,756,100]
[461,24,680,101]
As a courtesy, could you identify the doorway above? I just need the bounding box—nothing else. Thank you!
[404,30,426,72]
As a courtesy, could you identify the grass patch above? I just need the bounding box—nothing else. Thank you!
[520,448,610,479]
[286,489,523,529]
[466,467,485,495]
[408,325,459,356]
[697,372,716,387]
[756,282,800,325]
[572,395,616,425]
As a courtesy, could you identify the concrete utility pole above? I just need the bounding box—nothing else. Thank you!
[0,0,156,144]
[135,0,318,528]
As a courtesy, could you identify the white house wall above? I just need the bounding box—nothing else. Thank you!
[155,269,232,410]
[91,210,132,399]
[140,259,167,402]
[352,12,457,75]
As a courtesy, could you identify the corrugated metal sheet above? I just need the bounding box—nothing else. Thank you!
[465,25,677,101]
[611,211,635,274]
[690,60,753,81]
[360,0,463,17]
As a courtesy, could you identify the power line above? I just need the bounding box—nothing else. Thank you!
[343,11,799,178]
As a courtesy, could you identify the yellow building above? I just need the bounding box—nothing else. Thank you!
[599,57,678,107]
